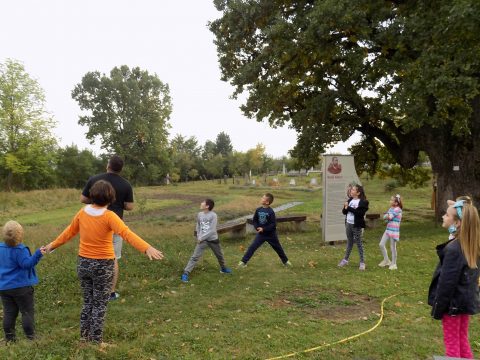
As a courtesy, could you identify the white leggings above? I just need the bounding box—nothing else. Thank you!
[379,231,398,264]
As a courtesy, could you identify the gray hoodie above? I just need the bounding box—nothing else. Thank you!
[196,211,218,242]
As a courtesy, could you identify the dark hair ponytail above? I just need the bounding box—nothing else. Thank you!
[355,185,367,200]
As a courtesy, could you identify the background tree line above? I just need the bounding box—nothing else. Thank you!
[1,57,427,192]
[0,59,302,190]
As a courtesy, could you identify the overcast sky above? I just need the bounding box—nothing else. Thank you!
[0,0,355,158]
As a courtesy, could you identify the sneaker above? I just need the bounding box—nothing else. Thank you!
[181,273,189,282]
[359,262,366,271]
[337,259,348,267]
[283,260,293,267]
[109,292,120,301]
[237,261,247,268]
[389,264,398,270]
[378,259,391,267]
[220,267,232,274]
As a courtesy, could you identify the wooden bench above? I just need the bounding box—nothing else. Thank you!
[246,215,307,233]
[193,220,247,239]
[216,221,247,238]
[366,213,380,228]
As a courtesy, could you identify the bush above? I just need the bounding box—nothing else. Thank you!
[385,180,399,192]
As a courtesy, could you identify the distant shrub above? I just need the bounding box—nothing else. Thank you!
[384,180,399,192]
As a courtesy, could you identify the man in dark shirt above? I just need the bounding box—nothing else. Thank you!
[81,155,134,300]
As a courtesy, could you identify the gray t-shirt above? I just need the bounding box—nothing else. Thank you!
[196,211,218,242]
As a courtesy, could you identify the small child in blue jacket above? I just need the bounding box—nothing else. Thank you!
[0,220,45,342]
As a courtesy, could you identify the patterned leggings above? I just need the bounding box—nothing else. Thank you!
[344,223,365,263]
[442,314,473,359]
[77,256,114,343]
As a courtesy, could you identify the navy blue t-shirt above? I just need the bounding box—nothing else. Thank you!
[82,172,133,219]
[253,206,277,237]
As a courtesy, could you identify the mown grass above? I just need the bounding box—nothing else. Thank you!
[0,175,475,359]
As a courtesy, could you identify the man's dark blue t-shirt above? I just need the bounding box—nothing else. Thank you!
[82,173,133,219]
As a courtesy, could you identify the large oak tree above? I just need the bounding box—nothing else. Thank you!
[72,65,172,185]
[210,0,480,217]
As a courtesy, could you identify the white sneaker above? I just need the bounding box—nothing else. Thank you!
[389,264,397,270]
[378,259,391,267]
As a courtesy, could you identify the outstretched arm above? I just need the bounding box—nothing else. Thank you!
[16,248,43,269]
[145,246,164,260]
[109,212,164,260]
[45,211,81,253]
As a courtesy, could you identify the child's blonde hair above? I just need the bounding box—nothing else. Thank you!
[454,203,480,269]
[2,220,24,247]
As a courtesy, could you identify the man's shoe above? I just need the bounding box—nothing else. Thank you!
[283,260,293,267]
[181,273,189,282]
[109,292,120,301]
[389,264,398,270]
[237,261,247,268]
[359,262,366,271]
[220,267,232,274]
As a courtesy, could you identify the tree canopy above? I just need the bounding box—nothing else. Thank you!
[0,59,58,190]
[210,0,480,215]
[72,65,172,185]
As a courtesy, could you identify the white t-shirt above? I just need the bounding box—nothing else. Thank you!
[346,199,360,224]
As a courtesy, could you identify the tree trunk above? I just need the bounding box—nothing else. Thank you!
[5,171,13,191]
[425,97,480,220]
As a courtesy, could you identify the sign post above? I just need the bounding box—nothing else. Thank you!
[322,155,361,243]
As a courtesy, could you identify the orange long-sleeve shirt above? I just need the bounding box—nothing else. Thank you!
[50,205,150,259]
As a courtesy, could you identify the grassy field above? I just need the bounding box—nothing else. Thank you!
[0,175,477,359]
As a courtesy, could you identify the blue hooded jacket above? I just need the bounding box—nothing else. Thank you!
[0,243,43,291]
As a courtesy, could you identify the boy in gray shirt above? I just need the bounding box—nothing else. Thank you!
[181,199,232,282]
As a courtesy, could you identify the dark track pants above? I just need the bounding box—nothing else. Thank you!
[241,234,288,264]
[0,286,35,341]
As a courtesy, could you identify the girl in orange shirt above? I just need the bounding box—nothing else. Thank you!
[46,180,163,343]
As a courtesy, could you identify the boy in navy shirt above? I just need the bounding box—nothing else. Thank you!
[238,193,291,267]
